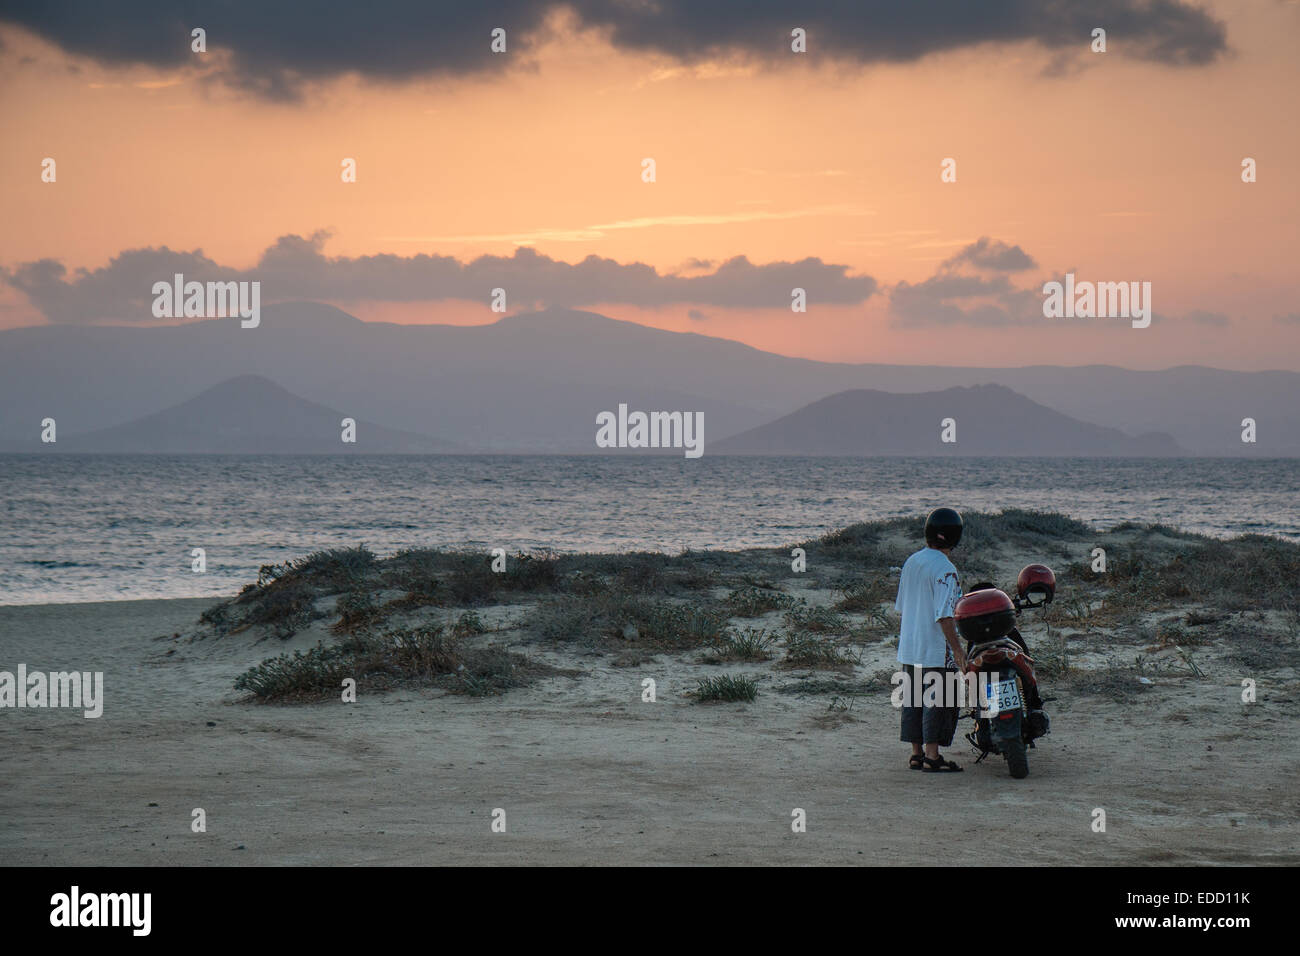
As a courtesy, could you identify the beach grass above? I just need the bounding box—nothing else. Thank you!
[702,626,777,663]
[203,510,1300,707]
[233,622,547,702]
[694,674,758,703]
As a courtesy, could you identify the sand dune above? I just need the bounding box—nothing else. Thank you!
[3,515,1298,865]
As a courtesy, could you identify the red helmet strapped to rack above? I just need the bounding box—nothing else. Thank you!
[954,588,1016,644]
[1016,564,1056,606]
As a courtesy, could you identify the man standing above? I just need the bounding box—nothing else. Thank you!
[896,507,967,773]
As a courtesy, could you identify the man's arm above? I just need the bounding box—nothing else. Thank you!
[940,617,966,671]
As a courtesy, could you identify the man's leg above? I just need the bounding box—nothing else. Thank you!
[900,664,925,765]
[921,666,962,770]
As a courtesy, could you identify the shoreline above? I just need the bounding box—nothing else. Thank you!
[6,515,1300,610]
[1,596,220,610]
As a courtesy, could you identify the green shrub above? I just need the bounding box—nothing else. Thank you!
[725,586,794,617]
[332,590,383,634]
[631,601,731,647]
[385,623,458,676]
[532,594,610,643]
[292,545,377,588]
[230,577,322,639]
[782,633,851,669]
[783,601,849,634]
[447,554,498,604]
[446,551,571,604]
[501,552,561,591]
[611,553,670,593]
[695,674,758,703]
[1107,538,1300,612]
[199,601,229,630]
[451,609,488,637]
[234,623,538,702]
[834,576,894,612]
[531,592,728,648]
[384,548,446,602]
[234,640,363,699]
[453,647,529,697]
[704,627,776,663]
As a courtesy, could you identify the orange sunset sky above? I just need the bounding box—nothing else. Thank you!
[1,0,1297,369]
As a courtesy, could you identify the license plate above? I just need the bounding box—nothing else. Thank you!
[982,678,1021,716]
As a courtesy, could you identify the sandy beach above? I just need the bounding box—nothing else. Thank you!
[3,514,1298,866]
[4,0,1299,894]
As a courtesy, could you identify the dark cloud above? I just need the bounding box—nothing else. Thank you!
[0,246,224,324]
[687,308,708,321]
[892,254,1202,330]
[941,237,1037,272]
[893,238,1202,329]
[1,232,877,322]
[0,0,1228,100]
[0,2,549,100]
[891,272,1043,327]
[1275,312,1300,325]
[569,0,1227,67]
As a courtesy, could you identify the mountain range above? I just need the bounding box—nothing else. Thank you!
[29,375,457,453]
[0,302,1294,455]
[712,385,1180,456]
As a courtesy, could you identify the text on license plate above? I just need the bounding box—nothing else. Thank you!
[983,678,1021,715]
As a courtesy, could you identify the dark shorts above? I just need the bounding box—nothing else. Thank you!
[899,663,959,746]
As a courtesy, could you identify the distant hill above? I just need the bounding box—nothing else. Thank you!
[19,375,457,453]
[711,384,1182,456]
[0,303,1294,453]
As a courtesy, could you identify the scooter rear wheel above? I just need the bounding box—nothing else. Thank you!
[1002,733,1029,779]
[992,708,1029,778]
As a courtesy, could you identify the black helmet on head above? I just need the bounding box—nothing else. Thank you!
[924,507,963,548]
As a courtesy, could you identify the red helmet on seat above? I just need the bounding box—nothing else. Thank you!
[1016,564,1056,605]
[954,588,1016,643]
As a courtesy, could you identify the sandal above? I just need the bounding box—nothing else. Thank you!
[922,755,963,773]
[908,753,925,770]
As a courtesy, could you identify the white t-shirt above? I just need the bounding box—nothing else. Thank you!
[894,546,961,668]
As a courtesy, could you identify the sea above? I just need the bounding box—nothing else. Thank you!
[1,454,1296,605]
